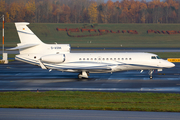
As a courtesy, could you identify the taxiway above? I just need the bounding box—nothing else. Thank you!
[0,60,180,92]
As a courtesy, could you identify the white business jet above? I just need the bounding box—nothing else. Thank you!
[9,22,175,79]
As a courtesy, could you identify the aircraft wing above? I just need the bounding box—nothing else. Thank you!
[68,67,112,72]
[51,66,112,73]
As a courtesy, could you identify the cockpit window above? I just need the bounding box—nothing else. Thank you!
[151,56,156,59]
[156,56,161,59]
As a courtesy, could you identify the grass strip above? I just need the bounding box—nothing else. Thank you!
[153,52,180,58]
[2,23,180,48]
[0,91,180,112]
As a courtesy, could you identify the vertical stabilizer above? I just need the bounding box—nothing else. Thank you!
[15,22,43,44]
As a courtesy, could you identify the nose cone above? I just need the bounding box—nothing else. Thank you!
[167,61,175,68]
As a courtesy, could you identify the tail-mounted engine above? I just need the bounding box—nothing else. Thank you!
[40,54,65,64]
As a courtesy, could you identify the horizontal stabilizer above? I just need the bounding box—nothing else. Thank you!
[7,44,38,50]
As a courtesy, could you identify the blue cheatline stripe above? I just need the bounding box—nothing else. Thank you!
[15,57,39,65]
[17,30,34,35]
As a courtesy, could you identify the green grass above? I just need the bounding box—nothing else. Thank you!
[153,52,180,58]
[0,91,180,112]
[1,23,180,48]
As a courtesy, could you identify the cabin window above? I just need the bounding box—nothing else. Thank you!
[94,58,97,60]
[118,58,120,60]
[125,58,128,60]
[98,58,101,60]
[87,58,89,60]
[103,58,105,60]
[106,58,108,60]
[79,58,81,60]
[110,58,112,60]
[91,58,93,60]
[114,58,116,60]
[83,58,85,60]
[129,58,132,60]
[151,56,156,59]
[122,58,124,60]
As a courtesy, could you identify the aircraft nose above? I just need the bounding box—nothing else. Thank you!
[167,62,175,68]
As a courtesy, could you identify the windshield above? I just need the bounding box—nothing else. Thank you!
[156,56,161,59]
[151,56,161,59]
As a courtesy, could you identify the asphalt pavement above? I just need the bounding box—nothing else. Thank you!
[0,108,180,120]
[0,60,180,92]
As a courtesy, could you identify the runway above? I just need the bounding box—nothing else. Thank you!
[1,108,180,120]
[0,60,180,92]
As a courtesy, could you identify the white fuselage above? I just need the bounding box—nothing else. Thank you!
[15,52,175,73]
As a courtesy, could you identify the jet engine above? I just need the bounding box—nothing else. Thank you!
[40,54,65,63]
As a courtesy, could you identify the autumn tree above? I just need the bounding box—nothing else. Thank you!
[25,0,36,22]
[2,0,180,23]
[0,0,5,14]
[88,2,98,23]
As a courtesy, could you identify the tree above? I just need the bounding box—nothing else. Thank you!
[0,0,5,14]
[25,0,36,22]
[88,2,98,23]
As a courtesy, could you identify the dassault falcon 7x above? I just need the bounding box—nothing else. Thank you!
[9,22,175,79]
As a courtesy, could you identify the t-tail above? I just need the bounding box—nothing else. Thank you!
[8,22,70,55]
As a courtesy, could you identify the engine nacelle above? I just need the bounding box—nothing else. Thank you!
[41,54,65,63]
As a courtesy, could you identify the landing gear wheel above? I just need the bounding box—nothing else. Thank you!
[78,73,82,79]
[148,70,154,79]
[78,71,89,79]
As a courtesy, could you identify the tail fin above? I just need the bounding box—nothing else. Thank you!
[15,22,43,44]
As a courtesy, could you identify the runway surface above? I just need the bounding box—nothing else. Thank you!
[1,108,180,120]
[0,60,180,92]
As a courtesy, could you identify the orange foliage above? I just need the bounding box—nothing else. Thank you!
[166,30,177,34]
[162,31,166,34]
[127,30,138,34]
[2,0,180,23]
[56,28,67,31]
[68,28,79,32]
[147,30,156,33]
[122,30,126,33]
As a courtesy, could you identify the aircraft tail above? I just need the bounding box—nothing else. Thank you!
[8,22,70,54]
[8,22,44,52]
[15,22,43,44]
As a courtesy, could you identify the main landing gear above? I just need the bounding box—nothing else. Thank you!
[78,71,89,79]
[148,70,154,79]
